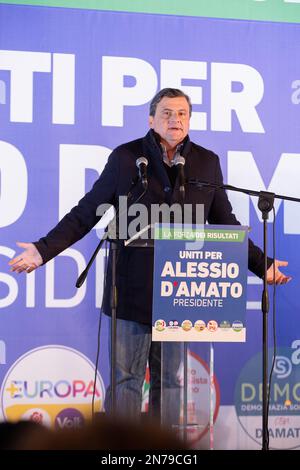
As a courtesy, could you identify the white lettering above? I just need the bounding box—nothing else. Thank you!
[211,63,264,133]
[160,59,207,130]
[0,246,18,308]
[228,151,300,233]
[45,248,86,307]
[102,56,157,126]
[59,144,111,230]
[52,53,75,124]
[0,141,27,227]
[0,50,51,122]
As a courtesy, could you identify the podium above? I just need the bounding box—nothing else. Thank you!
[126,223,249,448]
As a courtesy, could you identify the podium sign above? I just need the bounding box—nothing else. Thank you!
[152,224,248,342]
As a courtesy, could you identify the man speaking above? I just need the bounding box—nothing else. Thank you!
[9,88,291,423]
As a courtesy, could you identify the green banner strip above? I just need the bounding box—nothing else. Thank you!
[155,228,246,242]
[1,0,300,24]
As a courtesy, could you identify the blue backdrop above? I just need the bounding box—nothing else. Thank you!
[1,4,300,449]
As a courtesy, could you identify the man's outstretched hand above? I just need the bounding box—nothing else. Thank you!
[9,242,43,274]
[9,243,291,284]
[266,260,292,285]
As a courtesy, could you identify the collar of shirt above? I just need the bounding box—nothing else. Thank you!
[160,143,184,167]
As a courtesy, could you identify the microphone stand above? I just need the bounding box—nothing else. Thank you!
[189,178,300,450]
[177,177,188,445]
[76,178,142,416]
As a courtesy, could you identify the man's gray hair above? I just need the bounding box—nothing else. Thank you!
[149,88,192,117]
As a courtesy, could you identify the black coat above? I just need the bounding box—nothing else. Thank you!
[34,130,271,325]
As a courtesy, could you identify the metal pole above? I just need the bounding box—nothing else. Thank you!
[110,241,118,415]
[183,342,188,444]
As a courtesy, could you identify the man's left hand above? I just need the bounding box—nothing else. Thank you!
[266,260,292,285]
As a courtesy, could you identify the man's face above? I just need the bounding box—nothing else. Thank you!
[149,96,191,148]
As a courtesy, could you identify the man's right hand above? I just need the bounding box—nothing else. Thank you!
[9,242,43,273]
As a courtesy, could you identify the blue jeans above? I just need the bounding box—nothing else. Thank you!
[104,318,182,425]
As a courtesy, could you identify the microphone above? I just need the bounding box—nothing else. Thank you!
[136,157,148,190]
[174,155,185,199]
